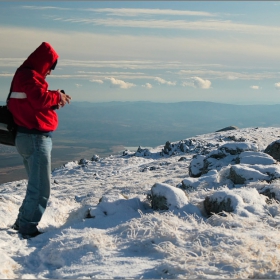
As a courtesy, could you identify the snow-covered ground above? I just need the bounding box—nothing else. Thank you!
[1,127,280,279]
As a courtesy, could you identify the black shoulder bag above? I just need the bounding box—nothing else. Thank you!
[0,82,17,146]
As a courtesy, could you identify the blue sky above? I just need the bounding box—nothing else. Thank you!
[1,1,280,104]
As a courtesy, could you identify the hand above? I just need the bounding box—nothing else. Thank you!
[59,90,72,108]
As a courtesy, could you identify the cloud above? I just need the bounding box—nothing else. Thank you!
[90,79,104,84]
[192,77,211,89]
[227,75,239,80]
[182,81,194,87]
[105,77,135,89]
[275,82,280,89]
[155,77,176,86]
[75,84,83,88]
[47,14,280,35]
[22,6,216,17]
[22,6,71,11]
[142,83,153,89]
[250,85,260,90]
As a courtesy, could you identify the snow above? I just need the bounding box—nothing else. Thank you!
[1,127,280,278]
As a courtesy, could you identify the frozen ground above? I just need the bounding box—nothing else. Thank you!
[0,127,280,279]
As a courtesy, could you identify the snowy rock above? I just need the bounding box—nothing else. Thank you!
[150,183,189,210]
[228,165,277,184]
[229,166,246,184]
[162,141,172,155]
[264,140,280,161]
[189,155,206,177]
[238,151,276,165]
[204,195,234,215]
[216,125,239,132]
[78,158,87,165]
[219,142,258,155]
[135,146,152,157]
[91,154,100,162]
[204,188,268,217]
[259,184,280,202]
[181,170,221,191]
[189,142,260,178]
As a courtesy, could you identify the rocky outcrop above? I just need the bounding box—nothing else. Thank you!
[189,142,259,178]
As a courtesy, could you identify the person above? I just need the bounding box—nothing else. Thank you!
[8,42,71,239]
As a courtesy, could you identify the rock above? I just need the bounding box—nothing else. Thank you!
[91,155,100,162]
[189,155,206,177]
[260,187,276,200]
[229,166,246,184]
[264,140,280,161]
[189,142,259,178]
[216,126,239,132]
[238,151,276,165]
[219,142,258,156]
[259,185,280,206]
[228,165,269,184]
[163,141,172,155]
[135,146,151,157]
[178,156,187,162]
[204,195,234,215]
[150,183,189,210]
[78,158,87,165]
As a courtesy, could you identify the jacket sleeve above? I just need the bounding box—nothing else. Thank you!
[17,70,61,110]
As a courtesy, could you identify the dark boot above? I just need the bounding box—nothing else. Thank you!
[21,229,43,239]
[11,222,19,231]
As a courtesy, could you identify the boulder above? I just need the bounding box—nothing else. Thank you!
[162,141,172,155]
[264,140,280,161]
[228,165,269,184]
[91,155,100,162]
[204,188,268,217]
[204,195,234,215]
[150,183,189,210]
[78,158,87,165]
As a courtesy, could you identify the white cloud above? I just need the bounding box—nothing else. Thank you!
[22,6,216,17]
[0,73,13,77]
[75,84,83,88]
[142,83,153,89]
[48,15,280,35]
[182,81,194,87]
[105,77,135,89]
[250,85,260,90]
[154,77,176,86]
[227,75,239,80]
[90,79,104,84]
[275,82,280,89]
[192,77,211,89]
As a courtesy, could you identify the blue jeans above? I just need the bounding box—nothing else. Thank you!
[15,132,52,234]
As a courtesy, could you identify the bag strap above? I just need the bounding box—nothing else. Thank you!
[6,84,13,102]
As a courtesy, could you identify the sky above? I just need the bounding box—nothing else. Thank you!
[1,1,280,104]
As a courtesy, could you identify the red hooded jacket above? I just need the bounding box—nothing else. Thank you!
[8,42,61,132]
